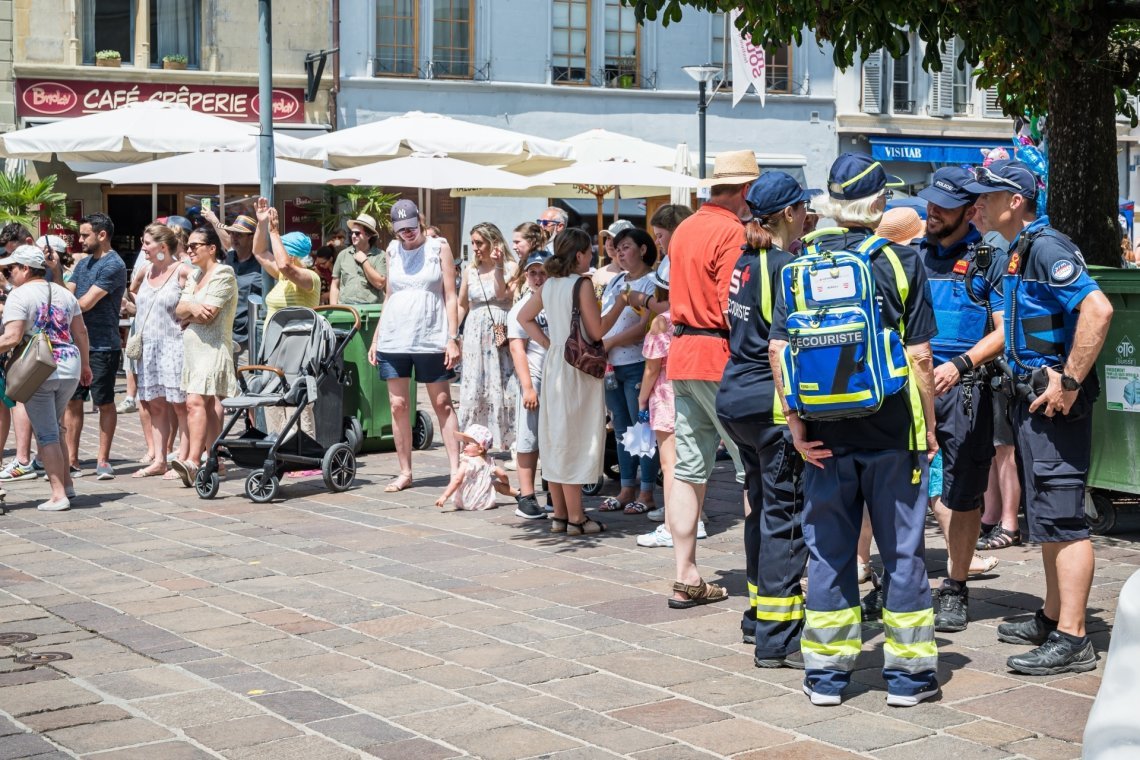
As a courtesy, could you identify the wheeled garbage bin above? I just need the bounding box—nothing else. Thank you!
[319,305,434,453]
[1086,267,1140,533]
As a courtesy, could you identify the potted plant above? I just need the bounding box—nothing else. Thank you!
[162,53,187,70]
[95,50,121,68]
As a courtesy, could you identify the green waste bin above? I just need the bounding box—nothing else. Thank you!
[1086,267,1140,532]
[320,304,431,453]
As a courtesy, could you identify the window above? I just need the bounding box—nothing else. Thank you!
[432,0,472,77]
[953,60,971,115]
[766,44,791,93]
[149,0,200,67]
[552,0,589,84]
[891,47,914,114]
[603,0,639,87]
[376,0,418,76]
[712,11,729,83]
[82,0,135,64]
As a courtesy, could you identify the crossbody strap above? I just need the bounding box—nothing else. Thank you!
[136,264,181,336]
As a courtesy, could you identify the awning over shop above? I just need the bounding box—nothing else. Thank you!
[870,136,1005,165]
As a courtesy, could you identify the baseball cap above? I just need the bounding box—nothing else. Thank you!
[917,167,978,209]
[604,219,635,238]
[828,153,904,200]
[962,159,1039,201]
[524,250,550,270]
[457,424,493,450]
[35,235,68,254]
[746,171,813,217]
[390,199,420,232]
[165,215,193,234]
[0,244,47,270]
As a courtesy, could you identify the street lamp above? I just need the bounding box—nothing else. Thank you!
[683,64,721,180]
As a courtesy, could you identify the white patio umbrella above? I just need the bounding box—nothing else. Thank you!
[328,153,537,191]
[671,143,694,205]
[306,111,573,172]
[0,101,325,163]
[565,128,696,172]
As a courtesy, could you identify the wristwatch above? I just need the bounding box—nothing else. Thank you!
[1060,371,1081,392]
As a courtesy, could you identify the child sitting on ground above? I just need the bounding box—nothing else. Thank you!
[436,425,517,511]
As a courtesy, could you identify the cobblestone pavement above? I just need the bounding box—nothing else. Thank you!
[0,403,1136,759]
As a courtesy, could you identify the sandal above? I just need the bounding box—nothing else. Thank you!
[668,578,729,609]
[132,464,167,479]
[170,460,197,488]
[161,470,181,481]
[599,496,623,512]
[550,517,568,534]
[969,554,1000,577]
[623,501,652,515]
[138,453,155,465]
[384,473,413,493]
[566,517,605,536]
[977,526,1021,551]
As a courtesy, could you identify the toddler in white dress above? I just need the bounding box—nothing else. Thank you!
[436,425,516,510]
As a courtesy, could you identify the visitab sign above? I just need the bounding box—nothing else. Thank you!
[16,79,306,124]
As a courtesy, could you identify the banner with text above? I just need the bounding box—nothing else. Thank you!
[729,9,766,107]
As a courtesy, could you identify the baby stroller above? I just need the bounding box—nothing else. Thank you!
[195,305,360,503]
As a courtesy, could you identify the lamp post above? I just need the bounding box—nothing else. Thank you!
[682,64,721,180]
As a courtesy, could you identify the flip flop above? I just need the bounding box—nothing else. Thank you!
[599,496,623,512]
[624,501,652,515]
[161,470,181,481]
[170,460,197,488]
[384,474,413,493]
[132,465,166,479]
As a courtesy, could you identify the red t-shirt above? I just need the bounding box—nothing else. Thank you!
[665,203,746,382]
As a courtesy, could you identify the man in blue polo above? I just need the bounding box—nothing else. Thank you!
[915,167,1009,633]
[966,160,1113,674]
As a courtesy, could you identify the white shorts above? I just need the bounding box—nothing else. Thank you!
[515,374,542,454]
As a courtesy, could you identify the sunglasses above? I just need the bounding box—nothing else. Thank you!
[973,166,1023,192]
[350,229,366,236]
[395,227,418,236]
[536,219,560,227]
[186,242,210,251]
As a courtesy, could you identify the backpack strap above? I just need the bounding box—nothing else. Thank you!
[856,234,910,338]
[758,249,773,325]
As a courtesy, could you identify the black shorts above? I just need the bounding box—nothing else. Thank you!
[992,390,1015,447]
[933,381,995,511]
[1010,392,1093,543]
[72,350,121,407]
[376,352,455,384]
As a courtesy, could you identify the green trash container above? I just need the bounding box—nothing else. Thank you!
[1086,267,1140,532]
[319,305,432,454]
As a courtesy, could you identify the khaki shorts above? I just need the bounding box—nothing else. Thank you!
[673,378,744,485]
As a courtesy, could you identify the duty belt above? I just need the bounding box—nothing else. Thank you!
[674,324,730,339]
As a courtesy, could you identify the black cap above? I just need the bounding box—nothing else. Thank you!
[917,167,978,209]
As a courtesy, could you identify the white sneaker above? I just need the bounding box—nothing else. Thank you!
[647,506,666,522]
[636,524,673,548]
[116,397,137,414]
[697,520,708,539]
[886,688,940,707]
[803,683,842,706]
[37,497,71,512]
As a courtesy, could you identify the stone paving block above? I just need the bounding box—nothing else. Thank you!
[872,734,1014,760]
[609,699,732,733]
[0,679,101,716]
[1003,736,1082,760]
[223,637,328,664]
[211,671,299,697]
[448,723,580,759]
[221,734,363,760]
[259,652,369,681]
[945,718,1035,748]
[251,689,354,722]
[52,652,157,678]
[406,663,497,690]
[0,732,62,760]
[583,650,725,688]
[485,655,595,685]
[668,716,794,756]
[179,657,256,679]
[46,717,174,754]
[183,714,302,750]
[959,684,1093,743]
[539,672,667,712]
[0,715,24,737]
[132,688,262,727]
[83,740,218,759]
[359,737,461,759]
[184,623,287,650]
[144,607,248,633]
[797,712,934,752]
[0,666,63,687]
[89,667,206,699]
[307,713,413,748]
[446,642,544,670]
[671,674,786,706]
[735,740,866,760]
[348,682,466,716]
[20,703,131,732]
[398,703,519,738]
[628,744,725,759]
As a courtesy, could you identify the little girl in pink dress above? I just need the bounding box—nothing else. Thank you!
[436,425,516,510]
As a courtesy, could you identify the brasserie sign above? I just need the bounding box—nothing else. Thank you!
[16,79,306,123]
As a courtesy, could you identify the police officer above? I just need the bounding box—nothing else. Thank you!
[914,167,1008,633]
[965,160,1113,675]
[717,172,809,668]
[770,153,940,707]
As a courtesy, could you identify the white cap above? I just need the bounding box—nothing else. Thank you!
[0,244,47,270]
[35,235,67,254]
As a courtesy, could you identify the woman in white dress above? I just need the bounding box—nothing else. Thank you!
[517,228,627,536]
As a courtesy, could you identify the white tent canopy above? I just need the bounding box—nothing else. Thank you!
[307,110,573,172]
[564,129,696,173]
[0,101,325,163]
[78,150,343,187]
[328,153,537,191]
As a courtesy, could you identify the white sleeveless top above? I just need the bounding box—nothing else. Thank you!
[376,236,447,354]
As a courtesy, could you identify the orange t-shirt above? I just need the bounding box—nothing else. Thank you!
[665,203,746,382]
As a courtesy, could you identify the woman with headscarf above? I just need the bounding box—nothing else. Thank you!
[252,197,321,322]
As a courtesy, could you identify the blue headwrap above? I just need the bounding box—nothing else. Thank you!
[281,231,312,258]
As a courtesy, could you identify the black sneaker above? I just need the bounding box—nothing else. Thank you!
[860,586,882,622]
[1007,631,1097,676]
[741,617,756,645]
[755,650,805,669]
[514,494,546,520]
[935,584,969,632]
[997,609,1057,646]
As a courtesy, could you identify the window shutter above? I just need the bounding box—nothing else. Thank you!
[862,51,883,114]
[983,85,1004,118]
[928,39,956,116]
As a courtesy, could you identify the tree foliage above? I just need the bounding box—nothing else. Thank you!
[304,185,401,238]
[0,174,76,233]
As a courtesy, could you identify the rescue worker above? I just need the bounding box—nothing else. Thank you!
[915,167,1008,632]
[769,153,940,707]
[965,160,1113,675]
[716,172,809,667]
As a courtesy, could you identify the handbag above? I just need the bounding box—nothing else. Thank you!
[476,268,508,348]
[564,276,607,379]
[5,283,58,403]
[125,264,179,361]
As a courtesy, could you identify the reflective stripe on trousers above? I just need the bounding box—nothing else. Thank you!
[883,608,938,674]
[801,607,861,672]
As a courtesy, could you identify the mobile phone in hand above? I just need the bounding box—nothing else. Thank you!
[201,198,212,212]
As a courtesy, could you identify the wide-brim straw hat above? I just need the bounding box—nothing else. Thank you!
[349,213,379,236]
[698,149,761,188]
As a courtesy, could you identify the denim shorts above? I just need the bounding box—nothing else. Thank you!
[377,352,455,383]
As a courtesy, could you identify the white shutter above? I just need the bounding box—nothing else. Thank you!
[928,39,956,116]
[862,51,884,114]
[983,84,1004,118]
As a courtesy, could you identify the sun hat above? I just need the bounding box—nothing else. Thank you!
[457,424,493,451]
[0,244,47,270]
[223,214,257,234]
[281,231,313,258]
[698,150,761,188]
[961,159,1039,201]
[390,199,421,232]
[349,213,379,236]
[524,250,551,270]
[828,153,904,200]
[876,207,926,245]
[746,171,813,217]
[651,255,670,290]
[35,235,68,254]
[917,167,978,210]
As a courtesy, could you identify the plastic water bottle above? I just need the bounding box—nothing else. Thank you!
[604,366,617,391]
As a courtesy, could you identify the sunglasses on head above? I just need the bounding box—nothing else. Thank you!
[974,166,1023,192]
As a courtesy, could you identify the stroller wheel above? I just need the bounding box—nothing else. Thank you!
[323,443,356,492]
[195,469,221,500]
[581,476,605,497]
[412,411,434,450]
[245,471,279,503]
[345,416,364,455]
